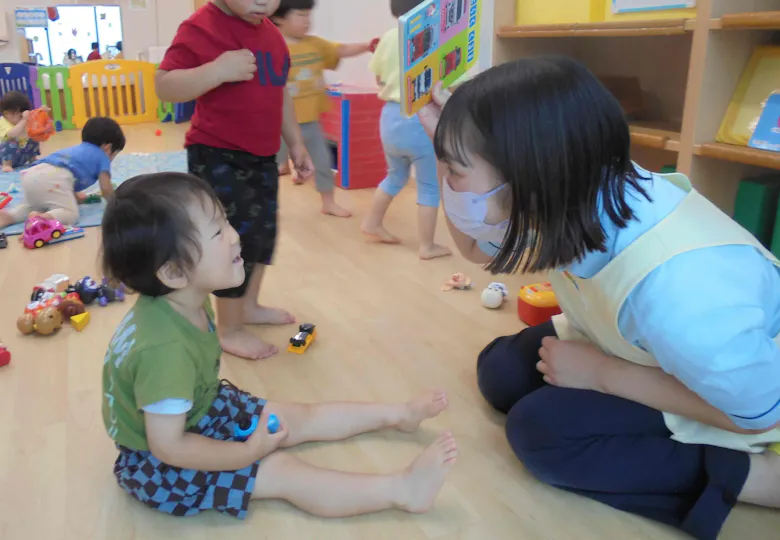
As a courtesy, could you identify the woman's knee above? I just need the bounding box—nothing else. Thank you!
[476,323,554,413]
[504,388,586,487]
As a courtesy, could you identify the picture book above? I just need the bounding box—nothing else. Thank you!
[398,0,481,117]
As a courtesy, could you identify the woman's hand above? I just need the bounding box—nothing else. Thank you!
[418,82,452,139]
[536,337,616,392]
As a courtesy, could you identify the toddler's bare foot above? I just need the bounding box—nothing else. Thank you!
[419,244,452,260]
[244,305,296,326]
[219,327,278,360]
[1,164,13,173]
[361,223,400,244]
[397,390,449,433]
[278,164,291,176]
[321,201,352,218]
[397,432,458,513]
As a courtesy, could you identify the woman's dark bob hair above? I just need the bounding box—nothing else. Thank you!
[433,56,649,275]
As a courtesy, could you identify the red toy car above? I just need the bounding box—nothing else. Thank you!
[23,216,84,249]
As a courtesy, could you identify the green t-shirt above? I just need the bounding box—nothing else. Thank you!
[102,295,222,451]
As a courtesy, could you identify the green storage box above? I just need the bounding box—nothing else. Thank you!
[771,195,780,258]
[732,177,780,248]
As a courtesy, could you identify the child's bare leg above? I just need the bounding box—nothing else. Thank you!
[320,190,351,218]
[418,205,451,260]
[267,390,448,447]
[361,189,400,244]
[738,451,780,507]
[242,264,295,326]
[1,160,12,173]
[252,432,458,517]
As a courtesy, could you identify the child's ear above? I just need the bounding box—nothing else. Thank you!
[156,262,189,290]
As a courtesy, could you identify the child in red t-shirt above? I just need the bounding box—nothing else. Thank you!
[157,0,314,361]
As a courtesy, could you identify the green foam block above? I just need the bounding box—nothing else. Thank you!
[733,177,780,248]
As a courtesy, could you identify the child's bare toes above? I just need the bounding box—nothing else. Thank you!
[219,328,278,360]
[397,390,449,433]
[397,432,457,513]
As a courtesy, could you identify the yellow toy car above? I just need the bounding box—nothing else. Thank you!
[288,323,317,354]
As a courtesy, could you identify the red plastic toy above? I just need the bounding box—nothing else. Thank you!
[0,192,11,209]
[369,37,380,53]
[517,282,562,326]
[26,108,54,143]
[0,344,10,368]
[23,216,84,249]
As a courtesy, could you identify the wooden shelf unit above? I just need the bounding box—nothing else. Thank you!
[497,19,692,38]
[492,0,780,214]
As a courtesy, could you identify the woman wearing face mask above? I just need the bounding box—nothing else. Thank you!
[419,56,780,540]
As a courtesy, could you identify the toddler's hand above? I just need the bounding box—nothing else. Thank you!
[213,49,257,84]
[246,409,288,459]
[75,191,87,202]
[289,144,314,181]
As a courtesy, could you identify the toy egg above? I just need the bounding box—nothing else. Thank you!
[481,282,509,309]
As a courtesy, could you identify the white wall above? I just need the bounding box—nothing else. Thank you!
[0,0,193,63]
[312,0,495,88]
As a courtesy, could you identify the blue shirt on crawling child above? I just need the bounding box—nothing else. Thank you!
[480,166,780,431]
[40,142,112,192]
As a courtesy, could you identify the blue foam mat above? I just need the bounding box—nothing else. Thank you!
[0,151,188,235]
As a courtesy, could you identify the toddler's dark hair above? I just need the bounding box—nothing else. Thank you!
[434,56,650,275]
[391,0,426,17]
[82,117,126,153]
[101,172,224,297]
[0,91,32,114]
[273,0,315,19]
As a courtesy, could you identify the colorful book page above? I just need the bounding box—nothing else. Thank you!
[399,0,481,117]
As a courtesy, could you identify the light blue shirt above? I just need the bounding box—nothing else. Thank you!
[482,168,780,430]
[40,142,111,192]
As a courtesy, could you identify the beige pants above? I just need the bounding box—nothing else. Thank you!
[7,164,79,226]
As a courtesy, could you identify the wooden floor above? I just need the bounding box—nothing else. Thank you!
[0,124,777,539]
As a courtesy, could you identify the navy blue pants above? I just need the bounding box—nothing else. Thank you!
[477,322,751,540]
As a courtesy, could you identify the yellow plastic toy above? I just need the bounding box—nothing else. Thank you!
[769,443,780,455]
[288,323,317,354]
[517,282,562,326]
[70,311,91,332]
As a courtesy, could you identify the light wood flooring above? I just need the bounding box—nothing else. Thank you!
[0,124,777,539]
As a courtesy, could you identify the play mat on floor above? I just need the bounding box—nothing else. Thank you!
[0,151,188,235]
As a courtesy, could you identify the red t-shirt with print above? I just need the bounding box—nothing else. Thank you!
[159,4,289,157]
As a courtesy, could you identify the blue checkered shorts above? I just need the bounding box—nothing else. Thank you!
[113,381,267,519]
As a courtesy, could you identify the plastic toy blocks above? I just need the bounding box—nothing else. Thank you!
[70,312,91,332]
[321,86,386,190]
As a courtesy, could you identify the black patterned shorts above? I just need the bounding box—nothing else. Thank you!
[187,144,279,299]
[113,381,267,520]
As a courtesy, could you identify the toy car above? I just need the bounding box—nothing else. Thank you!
[0,233,6,249]
[288,323,317,354]
[23,216,84,249]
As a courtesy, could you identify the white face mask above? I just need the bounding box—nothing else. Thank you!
[442,178,509,246]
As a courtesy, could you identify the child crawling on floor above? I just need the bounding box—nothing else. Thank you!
[0,91,41,172]
[100,171,457,519]
[0,116,123,230]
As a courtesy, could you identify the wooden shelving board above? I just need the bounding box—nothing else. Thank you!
[497,19,692,38]
[629,123,681,152]
[694,143,780,170]
[709,11,780,30]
